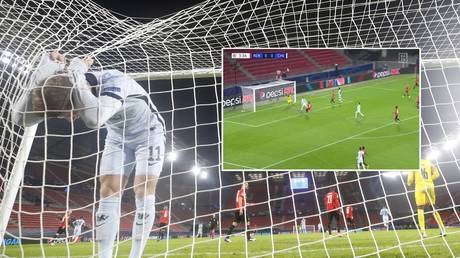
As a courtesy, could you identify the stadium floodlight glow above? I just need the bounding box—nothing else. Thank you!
[382,171,400,178]
[167,151,177,161]
[199,171,208,179]
[2,51,12,57]
[443,140,456,151]
[426,149,440,160]
[192,165,201,175]
[1,57,10,64]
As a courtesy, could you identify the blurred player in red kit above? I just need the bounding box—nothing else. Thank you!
[157,206,169,241]
[324,187,341,236]
[345,205,356,232]
[49,210,72,245]
[225,182,255,242]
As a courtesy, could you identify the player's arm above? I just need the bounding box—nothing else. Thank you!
[11,51,66,126]
[431,165,440,181]
[407,171,414,187]
[68,57,122,128]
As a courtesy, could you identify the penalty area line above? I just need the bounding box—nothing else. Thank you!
[223,161,258,169]
[350,130,418,140]
[225,100,353,128]
[262,115,418,169]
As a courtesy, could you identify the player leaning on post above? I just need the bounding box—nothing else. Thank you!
[12,50,165,258]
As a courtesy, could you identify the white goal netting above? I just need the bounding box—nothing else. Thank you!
[0,0,460,257]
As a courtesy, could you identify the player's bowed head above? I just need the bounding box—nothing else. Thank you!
[30,52,94,122]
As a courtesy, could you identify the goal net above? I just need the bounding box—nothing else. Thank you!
[0,0,459,257]
[241,80,297,112]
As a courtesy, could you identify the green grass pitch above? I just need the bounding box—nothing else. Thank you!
[223,74,420,170]
[3,229,459,257]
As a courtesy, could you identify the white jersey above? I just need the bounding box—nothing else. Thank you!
[198,224,203,231]
[357,150,364,163]
[380,208,390,220]
[356,104,361,112]
[73,219,85,230]
[338,89,342,96]
[88,70,165,141]
[301,98,307,106]
[301,219,306,227]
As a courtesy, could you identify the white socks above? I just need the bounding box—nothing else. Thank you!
[129,195,156,258]
[96,196,120,258]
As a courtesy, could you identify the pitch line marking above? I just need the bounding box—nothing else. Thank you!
[223,161,258,169]
[225,100,354,128]
[224,75,407,120]
[262,115,418,169]
[350,130,418,140]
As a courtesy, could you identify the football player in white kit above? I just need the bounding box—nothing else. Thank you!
[300,218,307,233]
[355,102,364,119]
[380,206,391,231]
[338,87,343,103]
[12,51,165,258]
[196,223,204,238]
[357,147,365,169]
[300,97,308,111]
[72,217,85,243]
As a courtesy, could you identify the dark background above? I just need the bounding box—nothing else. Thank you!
[92,0,204,20]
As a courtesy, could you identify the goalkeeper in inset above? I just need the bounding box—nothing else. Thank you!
[407,159,446,238]
[12,51,165,258]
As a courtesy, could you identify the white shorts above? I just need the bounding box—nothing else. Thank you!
[100,131,165,177]
[73,228,82,237]
[382,216,389,225]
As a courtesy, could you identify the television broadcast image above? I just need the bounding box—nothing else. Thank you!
[1,0,460,257]
[223,48,420,170]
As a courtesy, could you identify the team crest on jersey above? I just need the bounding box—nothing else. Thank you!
[102,87,121,92]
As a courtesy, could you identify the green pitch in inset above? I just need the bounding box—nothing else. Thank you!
[223,75,420,170]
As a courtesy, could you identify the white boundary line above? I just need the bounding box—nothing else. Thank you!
[351,130,418,140]
[224,74,410,120]
[224,100,353,128]
[261,115,418,169]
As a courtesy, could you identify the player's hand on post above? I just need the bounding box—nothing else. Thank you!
[83,56,94,68]
[50,50,66,64]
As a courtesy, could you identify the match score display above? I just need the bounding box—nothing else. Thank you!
[290,178,309,189]
[231,52,288,59]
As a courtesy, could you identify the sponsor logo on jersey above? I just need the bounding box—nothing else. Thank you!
[96,214,109,226]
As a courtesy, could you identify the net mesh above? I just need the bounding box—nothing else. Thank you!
[0,0,459,257]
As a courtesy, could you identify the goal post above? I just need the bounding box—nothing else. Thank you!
[0,125,38,245]
[240,80,297,112]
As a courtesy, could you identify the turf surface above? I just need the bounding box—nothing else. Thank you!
[3,229,459,257]
[223,75,420,170]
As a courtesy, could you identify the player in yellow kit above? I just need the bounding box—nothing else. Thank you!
[407,159,446,238]
[287,94,293,105]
